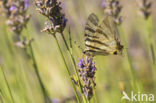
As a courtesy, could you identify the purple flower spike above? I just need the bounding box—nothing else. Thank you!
[35,0,67,33]
[78,56,97,100]
[25,0,30,9]
[137,0,152,19]
[2,0,30,34]
[104,0,123,25]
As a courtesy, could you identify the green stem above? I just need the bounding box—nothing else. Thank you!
[25,28,51,103]
[146,17,156,93]
[146,17,155,64]
[0,66,15,103]
[2,19,14,56]
[0,90,4,103]
[52,34,81,103]
[93,86,98,103]
[118,26,137,90]
[61,33,82,89]
[60,33,88,102]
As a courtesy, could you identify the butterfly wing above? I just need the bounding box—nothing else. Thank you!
[84,13,123,56]
[84,13,100,55]
[84,13,99,37]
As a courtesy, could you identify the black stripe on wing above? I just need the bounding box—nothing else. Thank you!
[96,28,109,39]
[85,38,109,47]
[85,34,99,39]
[85,44,103,50]
[85,26,95,33]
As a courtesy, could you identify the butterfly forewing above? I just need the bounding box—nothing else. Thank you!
[84,13,123,56]
[84,13,101,55]
[85,13,99,38]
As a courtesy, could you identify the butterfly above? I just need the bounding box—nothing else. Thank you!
[84,13,124,57]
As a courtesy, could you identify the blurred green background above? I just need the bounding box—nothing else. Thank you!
[0,0,156,103]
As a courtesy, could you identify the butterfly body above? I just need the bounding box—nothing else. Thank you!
[84,13,123,57]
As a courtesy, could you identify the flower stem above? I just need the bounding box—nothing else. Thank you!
[61,33,83,90]
[60,33,88,101]
[52,34,81,103]
[26,28,51,103]
[146,17,156,92]
[93,85,98,103]
[0,65,15,103]
[146,17,156,64]
[118,26,137,90]
[0,90,4,103]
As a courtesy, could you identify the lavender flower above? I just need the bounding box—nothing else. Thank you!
[1,0,12,17]
[103,0,123,25]
[136,0,152,19]
[9,5,17,11]
[25,0,29,9]
[35,0,67,34]
[78,57,97,100]
[2,0,30,34]
[14,38,34,48]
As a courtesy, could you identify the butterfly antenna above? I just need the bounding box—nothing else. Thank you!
[74,41,85,58]
[74,41,84,52]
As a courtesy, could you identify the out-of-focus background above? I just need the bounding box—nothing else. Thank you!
[0,0,156,103]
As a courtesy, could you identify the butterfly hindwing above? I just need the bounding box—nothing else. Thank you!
[93,15,120,55]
